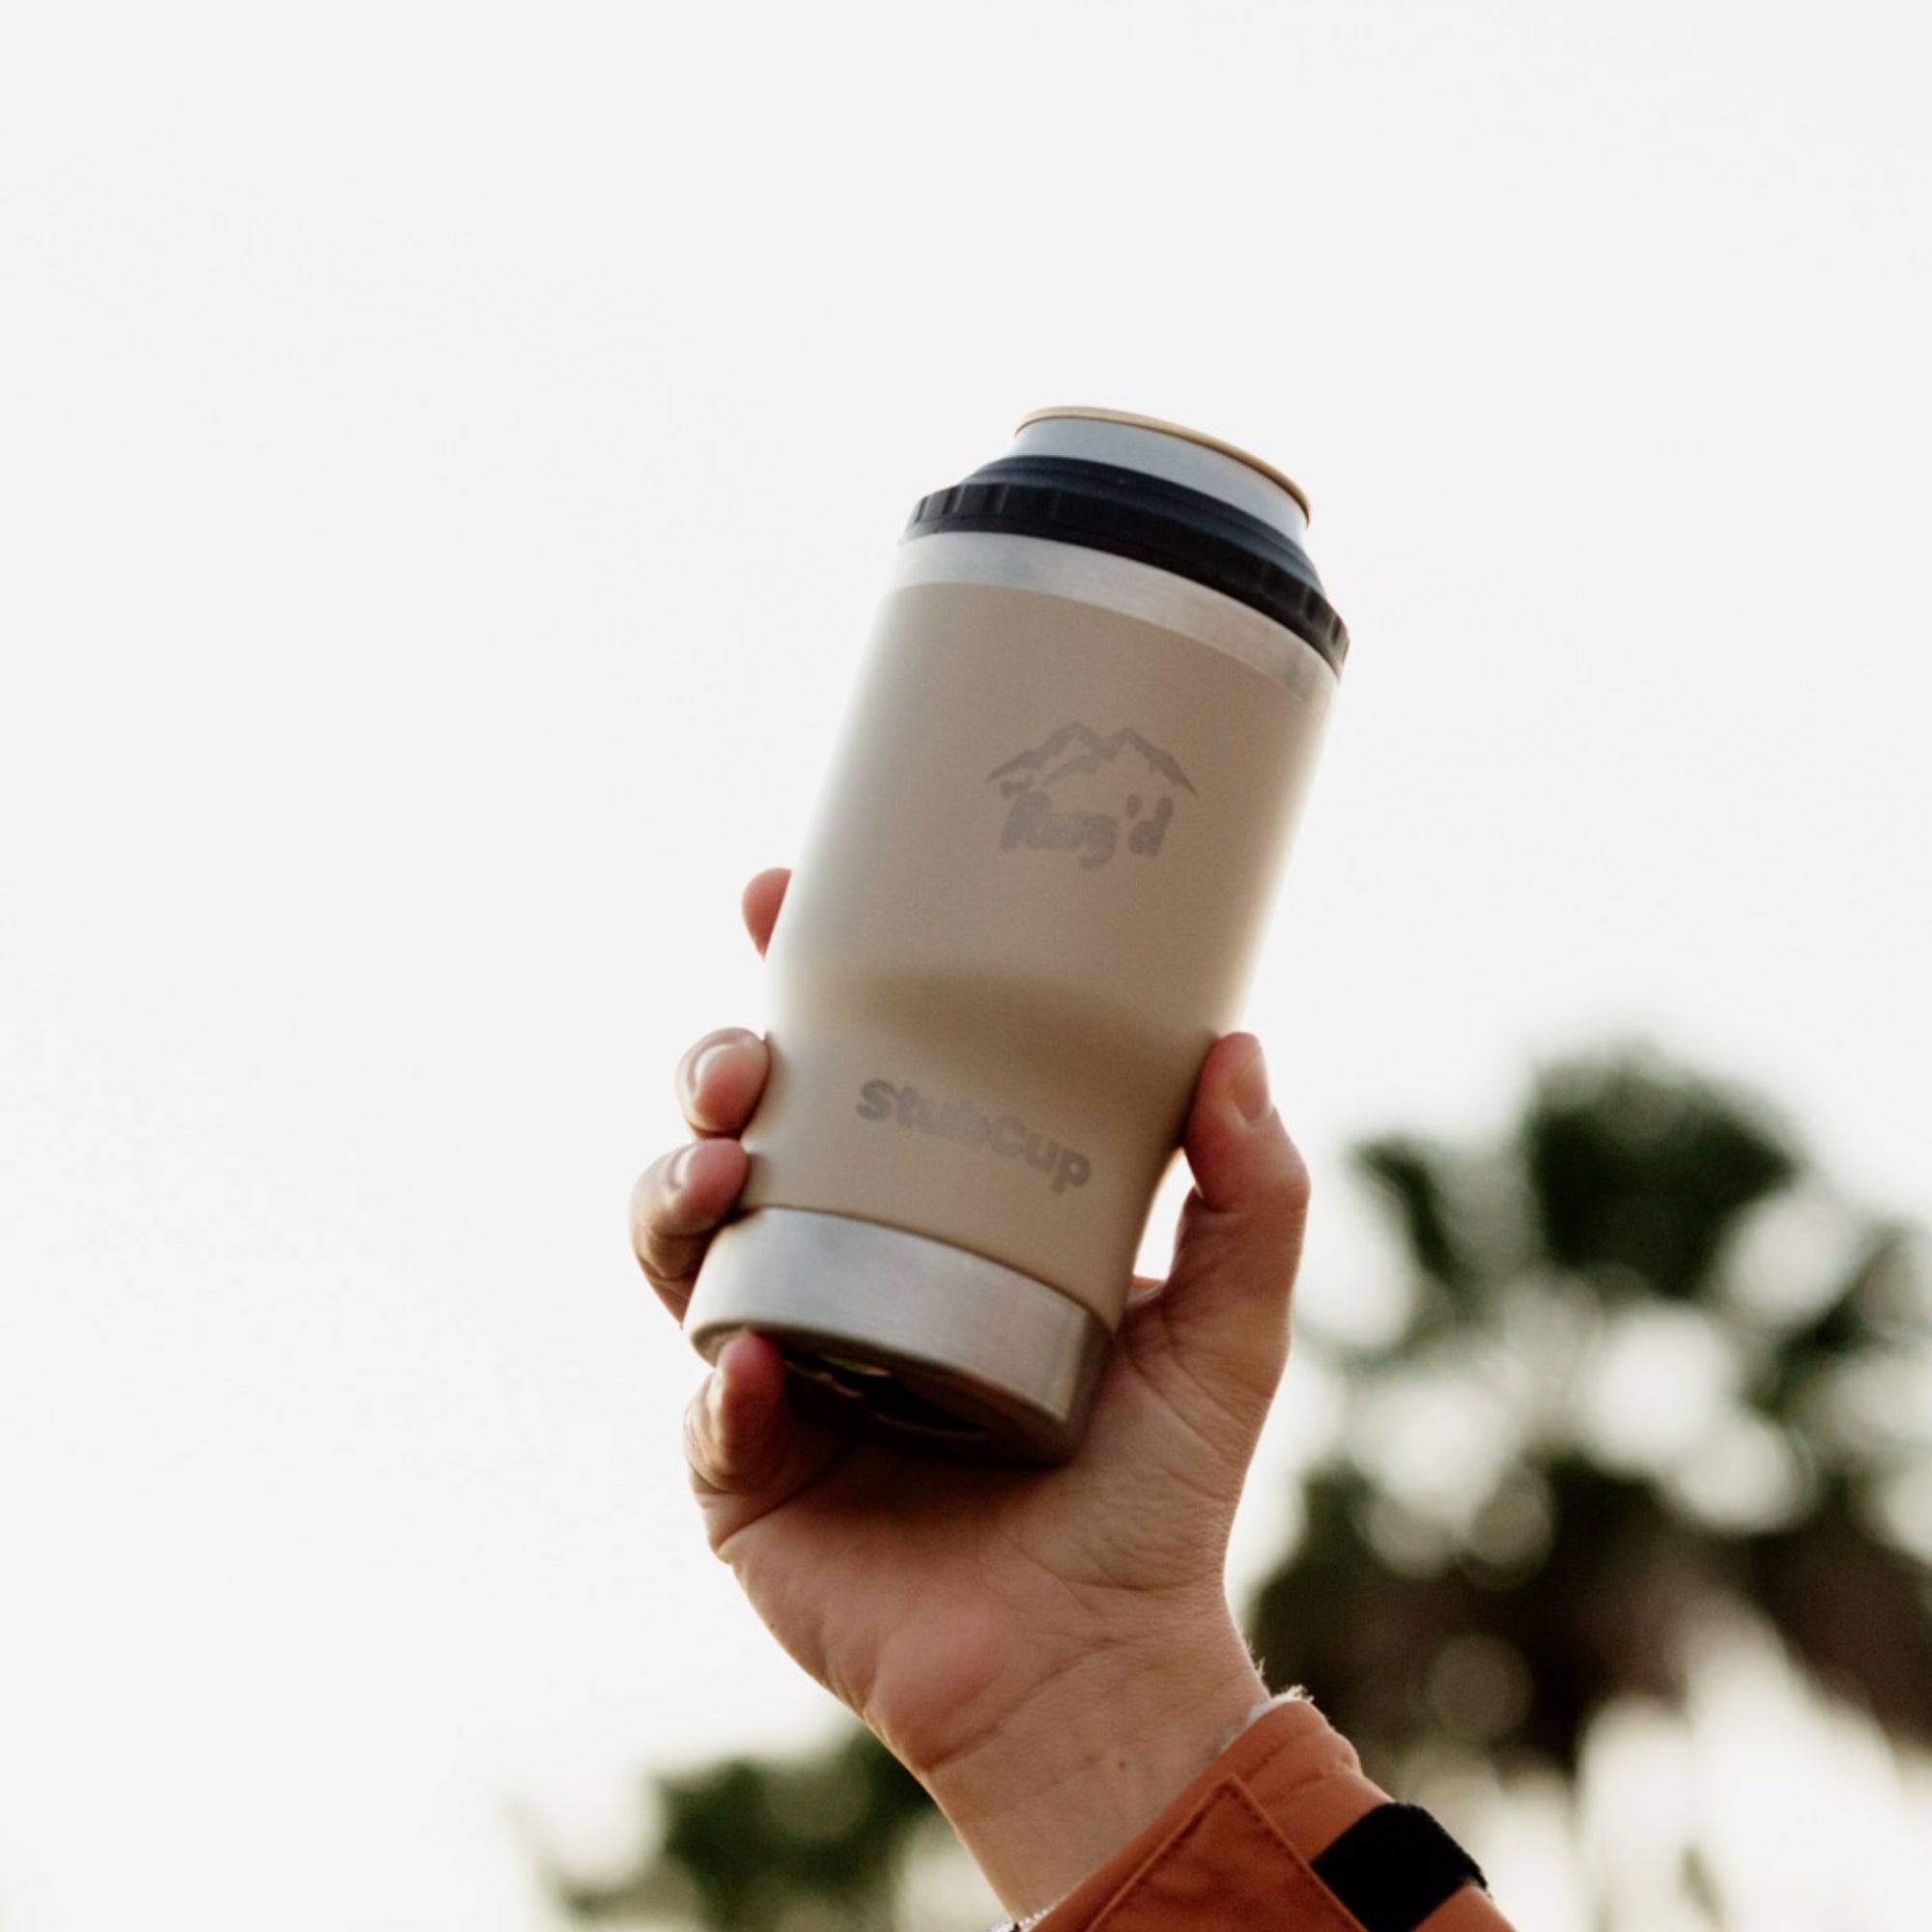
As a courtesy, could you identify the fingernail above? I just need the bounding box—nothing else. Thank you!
[681,1039,732,1113]
[666,1143,698,1197]
[1232,1044,1271,1123]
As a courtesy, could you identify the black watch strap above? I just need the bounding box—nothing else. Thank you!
[1312,1803,1490,1931]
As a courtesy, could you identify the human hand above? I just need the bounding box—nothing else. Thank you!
[631,868,1312,1916]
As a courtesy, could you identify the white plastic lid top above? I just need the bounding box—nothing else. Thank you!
[1013,407,1312,533]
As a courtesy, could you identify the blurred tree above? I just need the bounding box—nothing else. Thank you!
[539,1727,931,1931]
[1251,1051,1932,1785]
[554,1050,1931,1929]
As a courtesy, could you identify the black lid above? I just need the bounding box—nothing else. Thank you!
[904,452,1349,673]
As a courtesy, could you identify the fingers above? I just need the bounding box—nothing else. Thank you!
[1124,1035,1310,1446]
[684,1331,847,1552]
[676,1026,770,1137]
[631,1137,749,1318]
[633,1026,770,1316]
[634,866,785,1321]
[742,867,790,957]
[684,1332,794,1496]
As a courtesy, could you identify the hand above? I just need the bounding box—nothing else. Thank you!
[631,868,1312,1916]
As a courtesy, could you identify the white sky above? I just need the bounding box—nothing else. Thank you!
[2,4,1928,1929]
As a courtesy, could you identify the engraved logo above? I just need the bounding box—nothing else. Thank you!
[856,1078,1092,1195]
[987,724,1195,870]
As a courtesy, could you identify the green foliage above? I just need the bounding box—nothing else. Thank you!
[1521,1058,1799,1298]
[1250,1049,1932,1778]
[548,1729,928,1931]
[554,1048,1930,1926]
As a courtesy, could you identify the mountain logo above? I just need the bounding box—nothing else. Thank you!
[986,724,1195,870]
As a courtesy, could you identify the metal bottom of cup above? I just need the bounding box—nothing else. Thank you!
[683,1208,1111,1463]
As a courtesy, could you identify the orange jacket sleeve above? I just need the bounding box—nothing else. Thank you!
[1027,1697,1515,1932]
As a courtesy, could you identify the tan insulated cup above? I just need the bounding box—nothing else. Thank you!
[684,409,1349,1460]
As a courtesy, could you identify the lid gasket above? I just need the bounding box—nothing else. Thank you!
[905,454,1350,672]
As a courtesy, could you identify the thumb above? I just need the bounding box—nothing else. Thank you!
[1127,1036,1310,1441]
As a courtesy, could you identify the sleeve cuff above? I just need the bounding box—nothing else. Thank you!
[1018,1697,1508,1932]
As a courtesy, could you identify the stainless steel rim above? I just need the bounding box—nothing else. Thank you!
[684,1208,1112,1463]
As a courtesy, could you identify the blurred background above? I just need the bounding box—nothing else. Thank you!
[2,3,1927,1928]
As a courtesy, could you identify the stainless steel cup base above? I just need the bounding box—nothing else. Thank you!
[684,1208,1111,1463]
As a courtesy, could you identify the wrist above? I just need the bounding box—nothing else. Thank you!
[914,1602,1271,1918]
